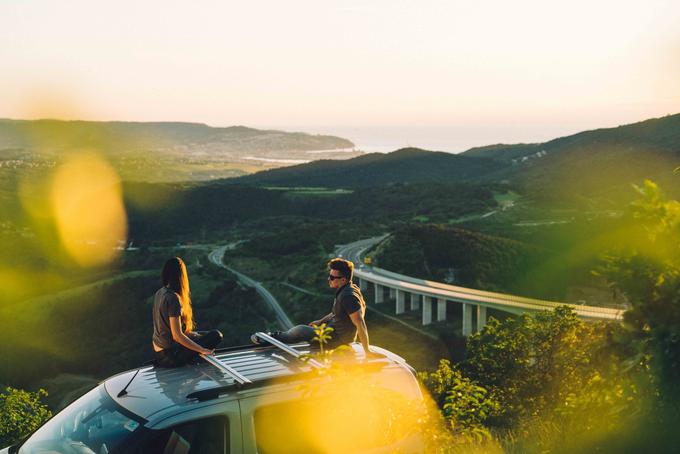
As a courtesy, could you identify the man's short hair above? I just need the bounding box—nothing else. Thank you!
[328,258,354,281]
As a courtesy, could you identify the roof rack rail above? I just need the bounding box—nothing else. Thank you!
[185,355,252,401]
[254,332,324,369]
[213,343,262,354]
[186,368,319,401]
[186,384,239,401]
[201,354,252,385]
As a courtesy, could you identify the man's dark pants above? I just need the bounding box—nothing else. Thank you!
[273,324,348,349]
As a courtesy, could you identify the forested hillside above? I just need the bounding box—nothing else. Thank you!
[464,113,680,205]
[125,182,497,241]
[233,147,505,187]
[374,225,573,300]
[234,113,680,207]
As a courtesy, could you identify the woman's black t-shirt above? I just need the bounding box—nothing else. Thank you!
[152,287,182,350]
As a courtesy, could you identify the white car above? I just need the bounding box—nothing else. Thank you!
[5,338,424,453]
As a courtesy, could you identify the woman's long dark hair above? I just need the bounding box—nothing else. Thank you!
[161,257,194,332]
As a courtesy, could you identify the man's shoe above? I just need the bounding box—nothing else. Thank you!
[250,331,282,345]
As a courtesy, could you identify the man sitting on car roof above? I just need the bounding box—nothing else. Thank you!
[252,258,375,356]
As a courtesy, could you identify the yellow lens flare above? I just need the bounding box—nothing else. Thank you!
[50,153,127,267]
[254,367,426,453]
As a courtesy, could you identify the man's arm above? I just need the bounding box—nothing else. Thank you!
[349,310,370,354]
[310,312,333,326]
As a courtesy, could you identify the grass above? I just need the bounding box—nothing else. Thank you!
[264,186,354,196]
[493,190,520,208]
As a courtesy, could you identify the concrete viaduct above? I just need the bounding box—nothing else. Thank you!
[337,237,624,337]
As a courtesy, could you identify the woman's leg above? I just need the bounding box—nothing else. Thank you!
[160,330,224,367]
[192,329,224,350]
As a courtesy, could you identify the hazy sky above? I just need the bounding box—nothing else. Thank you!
[1,0,679,151]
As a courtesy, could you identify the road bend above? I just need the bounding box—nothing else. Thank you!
[337,236,623,322]
[208,245,294,330]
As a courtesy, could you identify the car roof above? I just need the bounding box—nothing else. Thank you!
[105,342,413,424]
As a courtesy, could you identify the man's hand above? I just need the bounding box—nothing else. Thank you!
[200,348,214,356]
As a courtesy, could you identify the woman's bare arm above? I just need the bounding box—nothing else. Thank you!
[169,316,213,355]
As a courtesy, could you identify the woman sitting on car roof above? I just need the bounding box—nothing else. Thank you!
[152,257,223,367]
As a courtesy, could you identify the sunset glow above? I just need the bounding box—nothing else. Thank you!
[1,0,678,149]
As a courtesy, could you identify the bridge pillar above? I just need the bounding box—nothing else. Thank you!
[374,283,384,304]
[396,289,406,314]
[462,303,473,336]
[437,298,446,321]
[476,305,487,332]
[410,293,420,311]
[422,296,432,325]
[389,287,396,299]
[358,278,368,291]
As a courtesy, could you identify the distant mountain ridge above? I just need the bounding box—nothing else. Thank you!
[0,118,358,182]
[0,118,354,153]
[471,113,680,204]
[233,113,680,204]
[233,147,506,187]
[462,113,680,162]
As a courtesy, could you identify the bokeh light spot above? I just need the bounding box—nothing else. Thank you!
[50,153,127,267]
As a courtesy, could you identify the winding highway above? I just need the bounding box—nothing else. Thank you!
[337,236,624,325]
[208,245,294,329]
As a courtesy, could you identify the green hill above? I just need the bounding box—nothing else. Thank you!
[0,119,354,153]
[462,113,680,205]
[233,147,505,187]
[463,113,680,162]
[125,181,497,242]
[233,113,680,206]
[0,118,357,183]
[460,143,542,163]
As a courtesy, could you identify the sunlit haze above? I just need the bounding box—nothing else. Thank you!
[1,0,679,151]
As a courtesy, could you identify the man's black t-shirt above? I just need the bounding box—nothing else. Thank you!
[330,282,365,344]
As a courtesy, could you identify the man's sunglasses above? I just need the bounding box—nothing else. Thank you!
[327,274,346,281]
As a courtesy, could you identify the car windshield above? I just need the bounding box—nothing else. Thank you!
[19,385,144,454]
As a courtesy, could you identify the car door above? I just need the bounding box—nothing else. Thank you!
[134,401,242,453]
[239,378,424,454]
